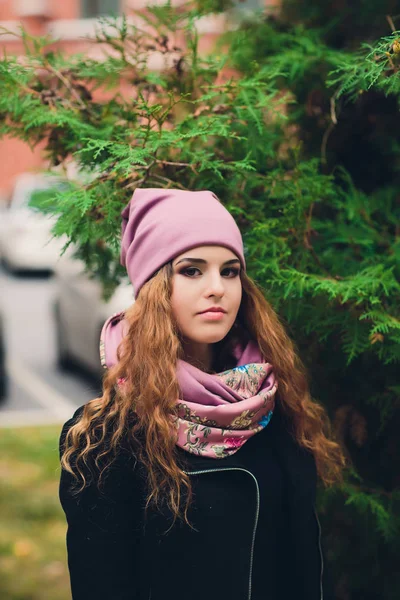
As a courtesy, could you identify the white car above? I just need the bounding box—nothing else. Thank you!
[53,250,134,379]
[0,173,67,273]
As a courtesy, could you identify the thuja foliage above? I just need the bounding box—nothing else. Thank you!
[0,3,399,598]
[219,5,400,599]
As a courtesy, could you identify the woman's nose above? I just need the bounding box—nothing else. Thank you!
[205,274,225,295]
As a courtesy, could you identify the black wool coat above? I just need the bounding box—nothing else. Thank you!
[59,402,334,600]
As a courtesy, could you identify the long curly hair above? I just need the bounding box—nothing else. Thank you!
[61,263,347,525]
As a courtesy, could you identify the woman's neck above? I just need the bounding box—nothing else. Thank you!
[181,340,214,373]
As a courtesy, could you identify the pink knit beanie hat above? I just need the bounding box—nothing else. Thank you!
[120,187,246,298]
[100,187,246,370]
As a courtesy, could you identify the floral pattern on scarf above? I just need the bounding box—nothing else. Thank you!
[175,362,277,458]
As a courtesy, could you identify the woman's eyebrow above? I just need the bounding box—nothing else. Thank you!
[175,258,241,266]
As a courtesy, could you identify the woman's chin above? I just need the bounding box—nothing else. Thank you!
[190,331,230,345]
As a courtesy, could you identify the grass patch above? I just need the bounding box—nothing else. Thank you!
[0,424,70,600]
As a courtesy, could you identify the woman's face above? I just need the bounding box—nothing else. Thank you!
[170,245,242,348]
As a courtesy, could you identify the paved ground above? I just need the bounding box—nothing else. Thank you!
[0,267,101,428]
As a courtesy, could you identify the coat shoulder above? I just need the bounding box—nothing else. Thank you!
[59,402,144,517]
[59,404,86,459]
[59,402,141,480]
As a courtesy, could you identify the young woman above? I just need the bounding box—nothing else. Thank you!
[59,188,346,600]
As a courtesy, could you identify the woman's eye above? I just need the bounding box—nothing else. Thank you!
[183,267,200,277]
[180,267,240,277]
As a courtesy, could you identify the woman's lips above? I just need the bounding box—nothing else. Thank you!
[197,311,225,321]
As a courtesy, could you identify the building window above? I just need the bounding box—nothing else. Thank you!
[81,0,120,18]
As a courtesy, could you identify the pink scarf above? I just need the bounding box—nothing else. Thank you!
[174,339,277,458]
[101,313,278,459]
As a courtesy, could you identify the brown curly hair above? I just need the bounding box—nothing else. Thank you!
[60,263,347,525]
